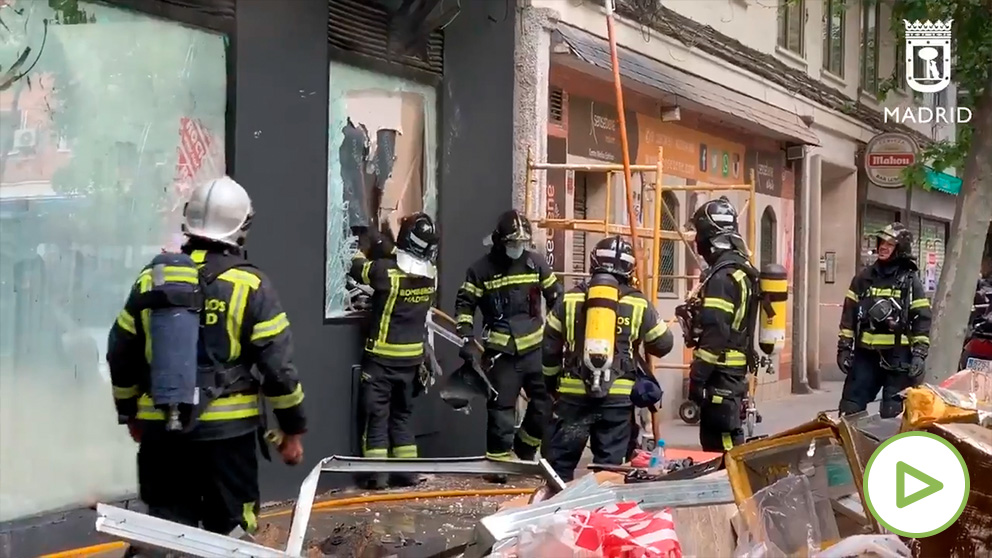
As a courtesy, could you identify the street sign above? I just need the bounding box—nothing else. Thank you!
[865,133,919,188]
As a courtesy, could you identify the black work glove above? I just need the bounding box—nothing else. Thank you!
[837,340,854,375]
[688,380,706,405]
[459,337,481,363]
[909,346,928,379]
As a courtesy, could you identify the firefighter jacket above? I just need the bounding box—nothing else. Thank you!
[839,258,931,354]
[455,249,562,355]
[542,284,673,406]
[690,250,759,386]
[108,247,307,441]
[350,252,436,367]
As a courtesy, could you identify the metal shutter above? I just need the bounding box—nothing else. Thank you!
[919,217,947,294]
[572,175,587,288]
[861,204,897,266]
[328,0,444,76]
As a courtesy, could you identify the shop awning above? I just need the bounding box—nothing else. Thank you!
[554,24,821,146]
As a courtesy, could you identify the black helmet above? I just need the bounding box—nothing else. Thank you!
[396,212,439,262]
[689,196,747,262]
[875,222,914,260]
[492,209,533,246]
[590,235,635,279]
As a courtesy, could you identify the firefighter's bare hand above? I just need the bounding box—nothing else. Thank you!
[278,434,304,465]
[126,421,142,444]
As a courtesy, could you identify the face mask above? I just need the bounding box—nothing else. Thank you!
[505,245,525,260]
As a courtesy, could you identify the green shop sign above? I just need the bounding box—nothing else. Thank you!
[924,167,962,195]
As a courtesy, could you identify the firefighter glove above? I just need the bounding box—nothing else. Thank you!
[688,380,706,405]
[909,355,925,379]
[837,349,853,375]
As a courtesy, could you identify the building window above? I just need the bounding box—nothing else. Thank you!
[658,191,679,295]
[0,1,226,521]
[822,0,845,76]
[860,0,881,94]
[326,62,438,318]
[778,0,806,56]
[760,207,778,269]
[895,40,907,90]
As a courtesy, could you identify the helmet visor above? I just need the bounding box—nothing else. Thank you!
[396,250,437,279]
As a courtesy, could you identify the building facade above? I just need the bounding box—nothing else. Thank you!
[0,0,519,554]
[516,0,961,396]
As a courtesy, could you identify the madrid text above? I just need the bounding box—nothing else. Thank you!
[884,106,973,124]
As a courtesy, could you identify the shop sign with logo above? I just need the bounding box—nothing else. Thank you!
[864,133,919,188]
[566,95,638,163]
[745,150,784,197]
[924,166,962,195]
[635,115,744,185]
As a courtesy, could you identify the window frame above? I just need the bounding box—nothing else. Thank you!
[778,0,807,57]
[657,190,680,297]
[323,58,442,323]
[859,0,882,95]
[760,206,779,270]
[822,0,846,77]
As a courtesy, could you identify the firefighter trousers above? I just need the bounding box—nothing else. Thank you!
[361,360,419,458]
[485,349,549,460]
[547,399,632,482]
[839,348,918,419]
[137,431,260,536]
[698,367,748,453]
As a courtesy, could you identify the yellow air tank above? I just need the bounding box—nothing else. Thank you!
[582,273,621,396]
[759,264,789,355]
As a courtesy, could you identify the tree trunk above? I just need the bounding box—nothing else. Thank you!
[924,75,992,382]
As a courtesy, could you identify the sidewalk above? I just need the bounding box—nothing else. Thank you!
[658,380,877,449]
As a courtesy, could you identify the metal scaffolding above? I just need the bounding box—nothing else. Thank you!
[523,146,759,393]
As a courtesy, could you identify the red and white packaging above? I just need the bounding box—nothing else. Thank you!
[517,501,683,558]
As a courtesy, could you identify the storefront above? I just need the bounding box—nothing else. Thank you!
[0,0,517,554]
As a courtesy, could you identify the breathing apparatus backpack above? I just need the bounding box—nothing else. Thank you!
[133,252,258,432]
[581,272,622,398]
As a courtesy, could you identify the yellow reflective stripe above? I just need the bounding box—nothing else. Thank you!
[461,281,483,297]
[564,296,580,348]
[558,377,586,394]
[219,268,261,290]
[487,331,511,346]
[137,393,260,421]
[369,341,425,358]
[364,448,388,457]
[378,271,401,347]
[517,429,542,447]
[456,313,474,325]
[732,271,749,331]
[702,298,735,313]
[910,298,930,310]
[858,332,911,346]
[139,266,200,285]
[139,275,154,362]
[869,287,899,297]
[266,384,304,410]
[113,385,139,400]
[361,261,372,284]
[226,283,250,360]
[694,348,748,367]
[845,290,858,302]
[482,273,540,290]
[623,296,647,348]
[711,395,724,404]
[546,312,562,332]
[542,365,561,376]
[722,433,734,451]
[392,445,418,458]
[486,452,511,460]
[608,378,634,395]
[251,312,290,343]
[839,329,854,338]
[191,250,208,264]
[644,321,668,343]
[242,503,258,534]
[515,327,544,351]
[541,273,557,289]
[911,335,930,345]
[116,310,137,335]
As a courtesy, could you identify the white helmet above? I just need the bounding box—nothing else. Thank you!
[182,176,254,247]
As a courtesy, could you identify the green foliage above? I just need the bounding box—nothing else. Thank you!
[884,0,992,186]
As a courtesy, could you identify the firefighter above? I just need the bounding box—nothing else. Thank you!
[542,236,674,481]
[454,209,562,480]
[350,212,439,489]
[107,177,306,544]
[683,197,759,453]
[837,223,930,418]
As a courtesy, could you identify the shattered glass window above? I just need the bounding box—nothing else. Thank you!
[0,0,226,520]
[326,62,438,318]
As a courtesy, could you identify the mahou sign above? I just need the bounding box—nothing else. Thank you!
[864,132,919,188]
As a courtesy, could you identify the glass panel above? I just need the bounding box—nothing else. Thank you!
[760,207,778,269]
[828,0,845,76]
[658,188,680,295]
[787,1,805,54]
[326,62,437,318]
[0,0,226,520]
[863,0,878,92]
